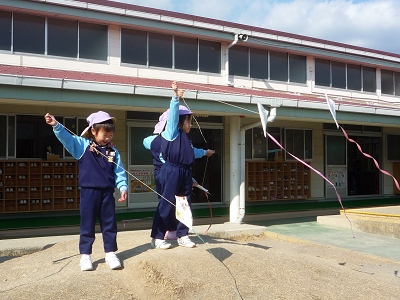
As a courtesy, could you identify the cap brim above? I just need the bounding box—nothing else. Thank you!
[153,119,167,134]
[80,126,91,138]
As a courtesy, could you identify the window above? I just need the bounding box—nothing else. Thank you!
[48,18,78,58]
[381,69,400,96]
[228,48,305,83]
[347,64,361,90]
[396,72,400,96]
[250,48,268,79]
[13,13,45,54]
[130,126,154,165]
[63,117,85,158]
[252,127,267,158]
[270,51,288,81]
[8,115,15,157]
[245,127,282,159]
[387,134,400,161]
[285,129,312,160]
[199,40,221,73]
[326,135,346,165]
[79,22,108,61]
[120,29,221,73]
[121,28,147,65]
[175,36,197,71]
[0,11,11,51]
[16,115,63,159]
[0,115,7,157]
[149,32,172,68]
[229,45,248,76]
[315,58,376,93]
[267,127,282,160]
[363,66,376,93]
[331,61,346,89]
[381,69,394,95]
[289,54,306,84]
[315,58,330,86]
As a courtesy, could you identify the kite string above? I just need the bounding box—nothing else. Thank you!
[181,96,207,143]
[61,125,177,210]
[266,131,355,237]
[340,126,400,191]
[62,126,243,299]
[184,88,258,114]
[182,88,354,235]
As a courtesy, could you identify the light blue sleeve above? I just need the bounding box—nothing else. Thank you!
[194,147,207,159]
[143,135,157,150]
[161,97,179,141]
[52,122,89,159]
[113,148,128,192]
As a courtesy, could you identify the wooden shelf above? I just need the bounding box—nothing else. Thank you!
[246,161,311,202]
[0,160,79,213]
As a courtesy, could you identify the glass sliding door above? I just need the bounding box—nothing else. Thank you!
[325,134,347,198]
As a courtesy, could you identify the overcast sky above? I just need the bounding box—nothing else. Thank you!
[114,0,400,54]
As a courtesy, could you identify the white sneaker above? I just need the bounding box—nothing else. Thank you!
[105,252,121,270]
[80,254,93,271]
[177,236,196,248]
[151,238,171,249]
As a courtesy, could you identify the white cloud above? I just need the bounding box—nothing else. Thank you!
[114,0,400,54]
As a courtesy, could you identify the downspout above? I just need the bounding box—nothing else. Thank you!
[237,121,260,224]
[236,106,277,224]
[225,34,239,86]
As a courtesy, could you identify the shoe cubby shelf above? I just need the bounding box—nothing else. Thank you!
[0,160,80,213]
[246,161,311,202]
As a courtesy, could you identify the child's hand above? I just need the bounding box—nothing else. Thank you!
[192,179,198,190]
[177,89,185,99]
[172,81,185,99]
[118,190,127,202]
[206,149,215,157]
[44,113,57,126]
[172,81,178,94]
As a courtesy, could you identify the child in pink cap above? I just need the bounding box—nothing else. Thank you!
[143,104,214,241]
[45,111,128,271]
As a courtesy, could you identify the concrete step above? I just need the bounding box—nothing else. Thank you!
[317,205,400,239]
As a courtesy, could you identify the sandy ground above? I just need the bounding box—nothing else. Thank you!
[1,229,400,300]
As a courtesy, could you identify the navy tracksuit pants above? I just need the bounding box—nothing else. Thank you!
[79,187,118,254]
[151,161,193,239]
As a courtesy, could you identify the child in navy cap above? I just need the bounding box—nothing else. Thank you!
[45,111,128,271]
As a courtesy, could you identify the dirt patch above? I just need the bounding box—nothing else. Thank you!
[1,230,400,299]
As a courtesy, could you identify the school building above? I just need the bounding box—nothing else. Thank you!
[1,0,400,228]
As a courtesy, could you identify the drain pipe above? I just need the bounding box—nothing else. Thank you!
[225,34,239,85]
[236,106,277,224]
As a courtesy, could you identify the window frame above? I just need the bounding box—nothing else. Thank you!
[284,128,313,161]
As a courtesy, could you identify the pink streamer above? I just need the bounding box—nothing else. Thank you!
[266,132,354,237]
[340,126,400,191]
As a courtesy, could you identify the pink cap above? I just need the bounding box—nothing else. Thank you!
[81,111,115,138]
[153,105,192,134]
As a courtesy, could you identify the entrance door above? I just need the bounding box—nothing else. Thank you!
[188,128,222,203]
[128,123,223,207]
[347,136,380,196]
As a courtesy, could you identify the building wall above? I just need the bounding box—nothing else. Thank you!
[0,3,400,212]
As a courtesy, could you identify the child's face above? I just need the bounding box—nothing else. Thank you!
[91,127,114,146]
[181,115,192,133]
